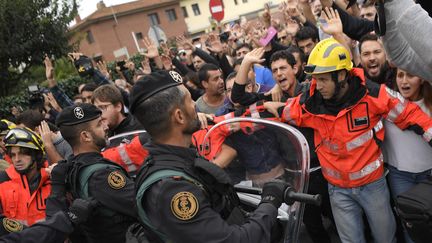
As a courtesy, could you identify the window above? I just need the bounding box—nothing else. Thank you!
[135,32,143,40]
[181,6,188,18]
[192,3,201,16]
[234,0,238,5]
[166,9,177,21]
[148,13,160,26]
[86,30,95,44]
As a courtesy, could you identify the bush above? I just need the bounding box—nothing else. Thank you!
[0,75,86,118]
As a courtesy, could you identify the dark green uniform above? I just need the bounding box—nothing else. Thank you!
[66,152,137,243]
[136,143,279,243]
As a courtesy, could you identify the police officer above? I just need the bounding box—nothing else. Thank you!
[56,103,137,243]
[129,70,289,243]
[0,128,50,235]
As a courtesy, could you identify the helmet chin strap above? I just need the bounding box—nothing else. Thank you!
[330,71,348,100]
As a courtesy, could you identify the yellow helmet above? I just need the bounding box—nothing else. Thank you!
[0,119,16,136]
[304,38,353,75]
[4,127,44,151]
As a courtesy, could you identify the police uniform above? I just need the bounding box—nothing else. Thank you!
[130,71,280,243]
[56,104,137,243]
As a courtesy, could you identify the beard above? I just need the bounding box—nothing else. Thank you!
[183,112,201,135]
[90,131,108,150]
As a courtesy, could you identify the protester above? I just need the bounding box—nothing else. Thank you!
[196,64,226,114]
[383,69,432,243]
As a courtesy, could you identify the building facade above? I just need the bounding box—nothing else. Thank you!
[70,0,188,61]
[180,0,285,35]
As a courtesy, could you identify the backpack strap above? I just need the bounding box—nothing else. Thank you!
[78,163,120,199]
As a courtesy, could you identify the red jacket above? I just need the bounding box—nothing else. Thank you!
[0,167,51,226]
[193,102,279,161]
[280,68,432,188]
[102,135,149,174]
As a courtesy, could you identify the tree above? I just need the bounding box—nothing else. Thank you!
[0,0,78,97]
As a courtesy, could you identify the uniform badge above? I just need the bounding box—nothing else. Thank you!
[73,107,84,119]
[169,71,183,83]
[170,191,199,220]
[2,218,23,232]
[107,171,126,189]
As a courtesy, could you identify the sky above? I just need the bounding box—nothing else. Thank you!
[78,0,135,18]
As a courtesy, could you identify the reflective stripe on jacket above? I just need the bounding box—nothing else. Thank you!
[281,68,432,188]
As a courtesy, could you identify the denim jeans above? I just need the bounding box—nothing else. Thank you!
[387,165,432,243]
[328,176,396,243]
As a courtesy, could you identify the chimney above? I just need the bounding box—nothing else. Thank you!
[96,1,106,10]
[75,14,82,23]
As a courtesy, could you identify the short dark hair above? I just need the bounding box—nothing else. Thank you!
[235,43,252,53]
[361,1,374,8]
[132,86,186,139]
[91,84,123,105]
[286,45,306,64]
[16,110,44,130]
[59,122,89,148]
[359,33,380,53]
[270,50,297,67]
[295,26,319,43]
[198,63,220,83]
[81,83,98,93]
[225,71,237,82]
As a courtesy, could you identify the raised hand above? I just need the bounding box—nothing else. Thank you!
[262,3,272,25]
[161,55,173,70]
[243,48,266,65]
[140,57,152,75]
[96,60,110,78]
[176,35,196,51]
[320,7,343,36]
[44,55,54,80]
[207,33,224,54]
[67,52,83,62]
[142,37,159,59]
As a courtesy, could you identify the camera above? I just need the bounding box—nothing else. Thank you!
[116,60,128,71]
[27,85,45,111]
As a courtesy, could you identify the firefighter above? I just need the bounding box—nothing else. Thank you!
[0,127,50,235]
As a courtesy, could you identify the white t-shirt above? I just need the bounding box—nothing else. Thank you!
[383,99,432,173]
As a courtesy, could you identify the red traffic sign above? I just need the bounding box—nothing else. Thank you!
[209,0,224,22]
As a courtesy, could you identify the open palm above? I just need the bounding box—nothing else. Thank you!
[320,7,343,36]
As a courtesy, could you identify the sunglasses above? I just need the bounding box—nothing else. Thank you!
[278,36,288,41]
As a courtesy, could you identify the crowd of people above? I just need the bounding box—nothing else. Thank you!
[0,0,431,242]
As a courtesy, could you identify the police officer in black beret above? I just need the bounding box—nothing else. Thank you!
[130,70,288,243]
[56,103,137,243]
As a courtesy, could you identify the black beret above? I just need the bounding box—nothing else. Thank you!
[129,70,183,114]
[56,103,101,126]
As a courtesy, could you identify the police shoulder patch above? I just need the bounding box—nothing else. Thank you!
[2,218,23,232]
[170,191,199,220]
[107,171,126,189]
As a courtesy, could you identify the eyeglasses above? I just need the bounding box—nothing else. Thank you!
[278,36,287,41]
[96,103,113,111]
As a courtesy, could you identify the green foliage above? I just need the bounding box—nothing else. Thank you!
[0,0,78,97]
[0,75,86,118]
